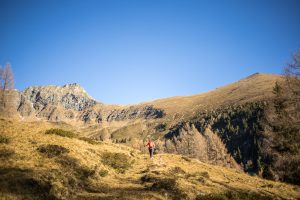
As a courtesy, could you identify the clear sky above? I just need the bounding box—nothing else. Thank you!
[1,0,300,104]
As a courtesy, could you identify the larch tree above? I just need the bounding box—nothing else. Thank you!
[266,47,300,184]
[0,63,16,117]
[284,48,300,120]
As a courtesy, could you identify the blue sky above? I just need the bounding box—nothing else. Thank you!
[1,0,300,104]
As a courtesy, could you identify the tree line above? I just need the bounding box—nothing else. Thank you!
[268,47,300,184]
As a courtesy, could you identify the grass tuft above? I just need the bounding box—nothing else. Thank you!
[98,169,109,177]
[199,171,210,179]
[141,174,187,199]
[0,135,10,144]
[56,155,95,179]
[170,166,185,175]
[37,144,69,158]
[101,152,131,173]
[78,137,100,145]
[45,128,76,138]
[0,148,15,158]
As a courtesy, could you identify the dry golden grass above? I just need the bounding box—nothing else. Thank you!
[145,73,282,119]
[0,118,299,199]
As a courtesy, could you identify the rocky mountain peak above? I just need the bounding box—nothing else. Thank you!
[18,83,97,114]
[62,83,90,96]
[24,83,92,99]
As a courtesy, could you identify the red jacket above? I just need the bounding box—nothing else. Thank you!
[146,141,155,148]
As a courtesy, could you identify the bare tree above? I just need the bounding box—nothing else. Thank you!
[0,63,14,90]
[0,63,16,117]
[0,67,2,88]
[284,48,300,119]
[285,47,300,78]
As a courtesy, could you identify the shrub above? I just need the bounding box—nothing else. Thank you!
[171,166,185,175]
[190,171,210,179]
[56,154,78,168]
[0,135,10,144]
[56,155,95,179]
[140,174,154,183]
[199,171,210,179]
[78,137,100,145]
[76,166,95,179]
[150,177,177,191]
[186,171,210,184]
[141,174,187,199]
[37,144,69,158]
[0,148,14,158]
[45,129,76,138]
[101,152,131,173]
[262,166,276,181]
[98,169,108,177]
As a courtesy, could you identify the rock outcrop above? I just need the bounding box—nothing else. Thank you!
[16,83,165,123]
[21,83,96,111]
[106,106,165,121]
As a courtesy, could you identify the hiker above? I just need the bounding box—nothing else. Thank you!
[145,138,155,159]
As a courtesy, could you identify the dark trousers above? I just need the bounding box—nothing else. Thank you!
[148,148,154,158]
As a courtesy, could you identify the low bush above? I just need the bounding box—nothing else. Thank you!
[185,171,210,184]
[78,137,100,145]
[0,148,14,158]
[170,166,185,175]
[45,129,76,138]
[0,135,10,144]
[98,169,108,177]
[101,152,131,173]
[262,166,276,181]
[37,144,69,158]
[150,177,177,191]
[199,171,210,179]
[188,171,210,179]
[141,174,187,199]
[56,155,95,179]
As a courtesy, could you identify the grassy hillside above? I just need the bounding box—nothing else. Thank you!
[1,118,299,199]
[145,73,280,119]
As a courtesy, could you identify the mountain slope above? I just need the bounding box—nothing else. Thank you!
[17,73,280,125]
[147,73,280,117]
[0,118,299,200]
[11,73,300,185]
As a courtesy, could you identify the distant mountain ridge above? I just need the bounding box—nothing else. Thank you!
[16,73,279,122]
[17,82,165,122]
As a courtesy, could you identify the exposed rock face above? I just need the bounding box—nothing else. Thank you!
[17,93,35,117]
[164,123,239,169]
[16,83,165,123]
[16,83,97,121]
[21,83,96,112]
[106,106,165,121]
[80,109,102,123]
